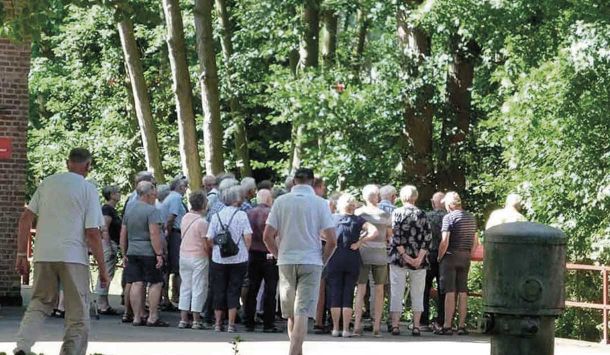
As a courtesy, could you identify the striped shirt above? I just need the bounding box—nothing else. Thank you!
[441,210,477,252]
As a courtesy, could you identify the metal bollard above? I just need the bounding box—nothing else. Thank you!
[482,222,566,355]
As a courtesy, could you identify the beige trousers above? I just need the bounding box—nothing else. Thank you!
[16,262,90,355]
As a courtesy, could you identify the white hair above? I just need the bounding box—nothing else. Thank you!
[443,191,462,207]
[337,193,356,213]
[505,193,522,209]
[379,185,397,200]
[219,178,239,192]
[399,185,418,202]
[361,184,380,203]
[241,177,257,192]
[221,185,243,206]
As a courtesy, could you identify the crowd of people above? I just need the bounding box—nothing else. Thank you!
[13,148,528,355]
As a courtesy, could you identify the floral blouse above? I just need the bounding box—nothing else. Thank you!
[389,204,432,269]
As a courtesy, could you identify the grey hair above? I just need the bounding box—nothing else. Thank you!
[241,177,257,192]
[379,185,397,200]
[399,185,418,202]
[102,185,120,201]
[362,184,380,203]
[221,185,243,206]
[170,176,188,191]
[219,177,239,192]
[157,184,171,202]
[189,190,208,211]
[505,193,522,209]
[136,181,156,197]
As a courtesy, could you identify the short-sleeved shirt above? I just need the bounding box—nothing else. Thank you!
[206,200,226,222]
[240,200,253,212]
[207,188,219,208]
[247,203,271,253]
[442,210,477,252]
[355,207,392,265]
[266,184,335,266]
[207,206,253,264]
[102,203,122,244]
[390,204,432,269]
[180,211,208,258]
[123,200,163,256]
[27,172,104,266]
[426,209,447,252]
[122,191,138,217]
[162,191,187,230]
[378,200,397,215]
[485,208,526,230]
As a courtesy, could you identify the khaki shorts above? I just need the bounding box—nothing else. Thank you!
[278,264,323,318]
[358,264,388,285]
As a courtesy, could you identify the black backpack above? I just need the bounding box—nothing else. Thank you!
[213,210,241,258]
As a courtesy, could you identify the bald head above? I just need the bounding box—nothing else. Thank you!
[257,189,273,206]
[431,192,445,210]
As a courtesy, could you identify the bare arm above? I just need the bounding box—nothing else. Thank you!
[263,225,278,257]
[244,233,252,249]
[86,227,107,277]
[15,209,35,275]
[438,231,450,261]
[149,223,164,269]
[102,215,112,243]
[321,227,337,264]
[120,224,128,257]
[361,222,379,242]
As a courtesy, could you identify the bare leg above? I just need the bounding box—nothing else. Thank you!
[413,311,422,328]
[147,282,163,323]
[330,307,341,332]
[353,284,366,332]
[315,279,326,328]
[287,317,294,340]
[342,308,352,333]
[193,312,201,323]
[228,308,237,327]
[180,310,189,323]
[289,315,308,355]
[444,292,456,329]
[123,283,132,318]
[373,284,384,333]
[215,310,223,328]
[458,292,468,328]
[390,311,400,328]
[130,282,144,322]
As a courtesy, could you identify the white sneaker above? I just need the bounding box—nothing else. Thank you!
[342,331,352,338]
[331,330,341,337]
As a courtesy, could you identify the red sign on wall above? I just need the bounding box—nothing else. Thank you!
[0,137,13,160]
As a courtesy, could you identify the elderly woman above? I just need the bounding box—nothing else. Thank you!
[206,185,252,332]
[326,193,370,337]
[388,185,432,336]
[178,191,209,329]
[353,184,391,337]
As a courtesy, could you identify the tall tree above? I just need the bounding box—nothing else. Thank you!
[353,7,369,76]
[117,18,165,183]
[291,0,321,172]
[194,0,224,175]
[215,0,252,177]
[438,36,478,191]
[162,0,203,190]
[397,0,434,202]
[321,8,338,66]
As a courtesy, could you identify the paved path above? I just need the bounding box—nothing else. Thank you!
[0,306,607,355]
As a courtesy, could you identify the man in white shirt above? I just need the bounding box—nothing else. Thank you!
[263,168,336,355]
[14,148,108,355]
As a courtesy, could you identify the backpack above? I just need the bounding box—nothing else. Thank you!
[213,210,241,258]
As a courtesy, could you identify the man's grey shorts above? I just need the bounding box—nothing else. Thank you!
[278,264,323,318]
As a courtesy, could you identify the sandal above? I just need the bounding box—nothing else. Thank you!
[391,326,400,336]
[121,314,133,323]
[434,327,453,335]
[373,329,382,338]
[412,327,421,336]
[352,327,363,337]
[178,320,191,329]
[98,307,120,316]
[146,319,170,327]
[457,327,469,335]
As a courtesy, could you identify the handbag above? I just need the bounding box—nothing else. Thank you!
[213,210,241,258]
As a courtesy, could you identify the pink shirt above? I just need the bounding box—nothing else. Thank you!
[180,212,208,258]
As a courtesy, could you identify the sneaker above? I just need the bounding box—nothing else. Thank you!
[215,325,223,332]
[227,325,237,333]
[192,321,205,330]
[331,330,341,337]
[342,331,352,338]
[178,321,190,329]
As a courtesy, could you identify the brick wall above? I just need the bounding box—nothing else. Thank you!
[0,26,31,305]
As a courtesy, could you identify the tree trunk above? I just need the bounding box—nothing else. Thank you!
[354,8,369,75]
[117,19,165,183]
[321,9,338,67]
[194,0,224,175]
[397,0,434,203]
[291,0,320,172]
[162,0,203,190]
[438,36,478,191]
[215,0,251,177]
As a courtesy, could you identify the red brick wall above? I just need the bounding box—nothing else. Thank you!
[0,33,30,305]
